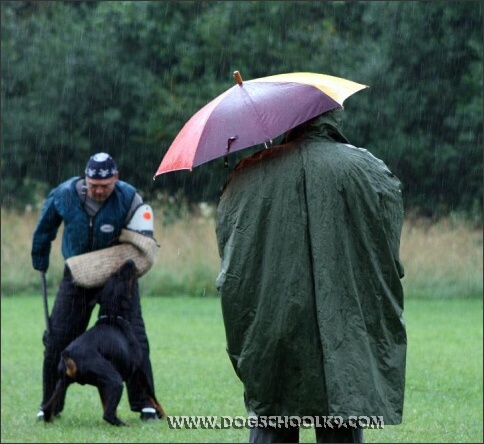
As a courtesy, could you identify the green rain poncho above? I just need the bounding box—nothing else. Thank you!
[215,109,407,424]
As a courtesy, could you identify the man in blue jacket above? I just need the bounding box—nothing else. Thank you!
[32,152,161,422]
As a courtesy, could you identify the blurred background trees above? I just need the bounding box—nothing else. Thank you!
[2,1,482,220]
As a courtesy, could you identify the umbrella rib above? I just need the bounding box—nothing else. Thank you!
[237,85,273,143]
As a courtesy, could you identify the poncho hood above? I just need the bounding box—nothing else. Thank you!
[284,107,349,144]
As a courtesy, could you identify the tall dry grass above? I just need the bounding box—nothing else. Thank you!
[1,207,482,298]
[400,217,482,299]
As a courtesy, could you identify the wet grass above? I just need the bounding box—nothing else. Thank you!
[1,295,482,443]
[1,207,482,442]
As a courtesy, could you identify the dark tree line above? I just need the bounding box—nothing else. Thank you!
[1,1,482,219]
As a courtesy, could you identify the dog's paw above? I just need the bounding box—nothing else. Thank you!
[104,415,129,426]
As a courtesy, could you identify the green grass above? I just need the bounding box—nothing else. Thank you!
[1,296,482,443]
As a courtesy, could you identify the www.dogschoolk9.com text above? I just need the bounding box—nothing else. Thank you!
[167,415,384,430]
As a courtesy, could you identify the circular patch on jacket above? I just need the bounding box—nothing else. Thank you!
[100,224,115,233]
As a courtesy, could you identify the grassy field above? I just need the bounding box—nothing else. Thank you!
[1,295,482,443]
[1,207,483,442]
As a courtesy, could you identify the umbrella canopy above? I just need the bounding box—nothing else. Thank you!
[154,71,368,177]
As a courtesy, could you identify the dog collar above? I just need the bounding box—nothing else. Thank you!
[97,315,129,324]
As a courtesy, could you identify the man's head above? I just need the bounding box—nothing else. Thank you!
[84,152,118,202]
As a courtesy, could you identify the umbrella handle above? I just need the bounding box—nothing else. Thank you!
[224,137,238,168]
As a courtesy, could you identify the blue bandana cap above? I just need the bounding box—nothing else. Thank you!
[85,153,117,179]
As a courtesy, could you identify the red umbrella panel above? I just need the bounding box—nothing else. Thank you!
[154,72,368,177]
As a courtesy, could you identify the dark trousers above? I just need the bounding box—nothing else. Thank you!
[249,425,363,443]
[40,266,156,413]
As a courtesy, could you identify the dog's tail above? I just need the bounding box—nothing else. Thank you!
[147,394,167,419]
[41,351,75,422]
[41,377,68,422]
[131,369,167,419]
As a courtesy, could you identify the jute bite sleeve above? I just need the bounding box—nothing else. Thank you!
[66,229,159,288]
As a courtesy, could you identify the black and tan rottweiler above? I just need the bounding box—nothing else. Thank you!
[41,259,166,426]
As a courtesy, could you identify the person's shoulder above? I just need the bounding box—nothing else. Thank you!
[341,144,395,177]
[333,143,383,162]
[54,176,81,192]
[44,177,81,205]
[115,180,137,191]
[114,180,138,201]
[351,145,387,166]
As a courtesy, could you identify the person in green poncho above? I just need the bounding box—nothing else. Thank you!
[215,107,407,443]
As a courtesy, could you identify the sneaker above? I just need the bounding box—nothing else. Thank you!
[36,409,61,421]
[140,407,159,421]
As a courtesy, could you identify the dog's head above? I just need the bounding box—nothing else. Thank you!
[98,259,137,319]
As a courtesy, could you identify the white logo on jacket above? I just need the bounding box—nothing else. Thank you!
[100,224,115,233]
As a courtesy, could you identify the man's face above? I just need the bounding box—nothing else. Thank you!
[85,172,118,202]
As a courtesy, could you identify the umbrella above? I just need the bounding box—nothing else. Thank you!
[154,71,368,177]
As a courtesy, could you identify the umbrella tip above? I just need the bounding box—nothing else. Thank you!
[233,71,243,85]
